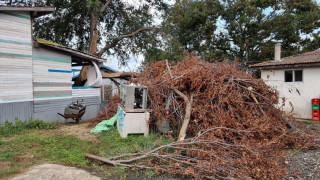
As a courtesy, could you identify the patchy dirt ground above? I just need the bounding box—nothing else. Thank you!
[51,121,98,141]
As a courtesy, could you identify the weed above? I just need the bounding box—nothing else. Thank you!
[0,149,20,162]
[0,118,57,137]
[145,169,155,178]
[0,139,10,146]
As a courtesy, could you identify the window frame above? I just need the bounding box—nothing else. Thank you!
[284,69,303,82]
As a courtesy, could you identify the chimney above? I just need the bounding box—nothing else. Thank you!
[275,43,281,61]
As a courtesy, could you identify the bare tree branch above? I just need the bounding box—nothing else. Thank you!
[97,26,158,57]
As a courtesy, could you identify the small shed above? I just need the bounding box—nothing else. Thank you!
[251,44,320,119]
[0,7,106,123]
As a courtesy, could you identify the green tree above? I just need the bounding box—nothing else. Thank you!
[1,0,165,64]
[145,0,224,62]
[146,0,320,67]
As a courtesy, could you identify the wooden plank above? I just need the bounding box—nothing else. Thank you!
[33,47,71,60]
[0,47,32,55]
[0,13,31,24]
[34,87,72,91]
[34,90,72,96]
[0,7,54,13]
[0,13,32,104]
[72,88,101,98]
[0,11,30,20]
[0,26,31,36]
[0,29,31,38]
[0,43,32,54]
[34,82,72,87]
[33,60,71,69]
[0,20,31,32]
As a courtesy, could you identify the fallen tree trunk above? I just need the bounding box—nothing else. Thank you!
[172,88,194,141]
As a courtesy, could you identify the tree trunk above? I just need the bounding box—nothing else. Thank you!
[77,13,99,84]
[172,88,194,141]
[88,13,99,55]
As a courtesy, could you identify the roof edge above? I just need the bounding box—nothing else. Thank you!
[35,39,106,63]
[0,6,54,17]
[0,6,54,12]
[250,62,320,70]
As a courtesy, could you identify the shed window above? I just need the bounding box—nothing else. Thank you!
[284,70,303,82]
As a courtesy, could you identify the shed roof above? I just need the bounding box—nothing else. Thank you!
[250,49,320,69]
[35,39,106,64]
[0,6,54,18]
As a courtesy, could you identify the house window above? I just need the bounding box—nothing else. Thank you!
[284,70,293,82]
[284,70,303,82]
[294,70,303,82]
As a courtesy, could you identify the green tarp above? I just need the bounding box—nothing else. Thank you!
[90,114,117,133]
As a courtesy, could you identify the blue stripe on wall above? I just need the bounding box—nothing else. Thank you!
[48,69,72,73]
[33,55,71,63]
[0,52,32,58]
[0,11,30,20]
[0,39,32,46]
[34,94,72,99]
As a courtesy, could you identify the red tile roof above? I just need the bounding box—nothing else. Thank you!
[250,49,320,69]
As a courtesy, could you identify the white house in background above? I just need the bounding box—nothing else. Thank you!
[251,44,320,119]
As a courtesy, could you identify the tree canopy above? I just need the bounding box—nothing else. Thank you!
[3,0,167,64]
[2,0,320,67]
[145,0,320,67]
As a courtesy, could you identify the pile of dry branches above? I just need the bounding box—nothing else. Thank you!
[133,56,315,179]
[87,56,316,179]
[88,94,119,127]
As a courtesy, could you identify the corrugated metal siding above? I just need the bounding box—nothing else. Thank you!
[72,88,100,97]
[81,104,100,120]
[0,100,100,123]
[33,107,70,123]
[72,96,100,106]
[33,98,72,113]
[0,11,33,103]
[32,47,72,101]
[33,104,100,123]
[0,101,33,123]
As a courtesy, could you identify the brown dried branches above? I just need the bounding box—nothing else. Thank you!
[87,56,316,179]
[129,56,315,179]
[86,127,285,179]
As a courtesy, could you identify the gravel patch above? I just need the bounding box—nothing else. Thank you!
[283,151,320,180]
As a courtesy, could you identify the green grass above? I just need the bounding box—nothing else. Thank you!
[0,123,171,179]
[0,118,58,137]
[145,169,156,178]
[299,120,320,125]
[98,129,171,157]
